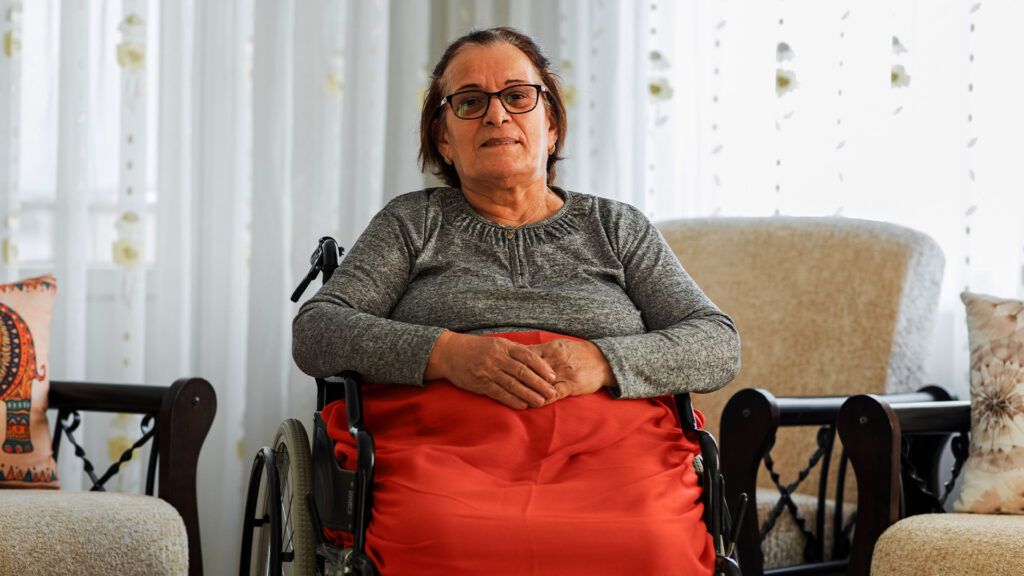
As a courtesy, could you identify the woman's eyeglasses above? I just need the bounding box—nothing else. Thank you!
[439,84,547,120]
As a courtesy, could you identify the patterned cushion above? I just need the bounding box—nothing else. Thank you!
[0,275,59,488]
[954,291,1024,513]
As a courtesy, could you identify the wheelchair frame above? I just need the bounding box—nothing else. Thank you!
[240,236,746,576]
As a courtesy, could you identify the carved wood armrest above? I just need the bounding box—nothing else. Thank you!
[721,386,954,576]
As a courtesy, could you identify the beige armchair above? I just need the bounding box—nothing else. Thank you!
[657,216,946,575]
[0,378,215,576]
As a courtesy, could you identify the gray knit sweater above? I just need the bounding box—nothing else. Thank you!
[292,187,740,399]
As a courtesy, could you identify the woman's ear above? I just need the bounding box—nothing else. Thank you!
[546,108,557,153]
[435,120,451,164]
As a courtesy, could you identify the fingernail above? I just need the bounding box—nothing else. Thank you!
[548,372,557,381]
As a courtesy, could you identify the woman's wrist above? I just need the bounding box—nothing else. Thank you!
[582,340,617,389]
[424,329,455,381]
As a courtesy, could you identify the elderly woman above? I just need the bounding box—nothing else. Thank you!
[293,27,739,575]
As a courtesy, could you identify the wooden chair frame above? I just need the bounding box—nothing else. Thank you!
[720,386,954,576]
[837,394,971,576]
[48,377,216,576]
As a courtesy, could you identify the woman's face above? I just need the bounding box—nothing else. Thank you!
[436,42,556,188]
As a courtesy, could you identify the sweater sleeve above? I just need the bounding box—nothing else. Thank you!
[591,206,741,398]
[291,202,445,384]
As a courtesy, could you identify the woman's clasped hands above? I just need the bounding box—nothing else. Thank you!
[424,331,616,409]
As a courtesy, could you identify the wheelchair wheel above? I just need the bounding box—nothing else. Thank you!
[242,419,317,576]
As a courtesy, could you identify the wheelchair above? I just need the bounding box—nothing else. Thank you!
[240,236,747,576]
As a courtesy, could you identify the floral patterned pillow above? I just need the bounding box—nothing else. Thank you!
[954,291,1024,514]
[0,275,59,488]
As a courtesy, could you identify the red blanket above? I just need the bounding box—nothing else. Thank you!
[323,331,714,575]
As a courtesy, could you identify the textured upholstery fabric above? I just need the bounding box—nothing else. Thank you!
[755,488,851,569]
[0,275,59,488]
[955,292,1024,514]
[0,490,188,575]
[657,217,943,566]
[657,217,944,439]
[872,514,1024,576]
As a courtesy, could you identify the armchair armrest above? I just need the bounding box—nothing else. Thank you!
[837,395,970,576]
[720,386,954,576]
[49,378,216,576]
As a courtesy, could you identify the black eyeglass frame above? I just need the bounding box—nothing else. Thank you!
[438,84,548,120]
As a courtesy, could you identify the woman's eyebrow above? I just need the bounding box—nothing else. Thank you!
[453,78,531,92]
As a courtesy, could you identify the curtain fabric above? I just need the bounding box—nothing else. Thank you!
[3,1,1023,572]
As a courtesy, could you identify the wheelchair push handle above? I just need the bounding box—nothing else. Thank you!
[290,236,345,302]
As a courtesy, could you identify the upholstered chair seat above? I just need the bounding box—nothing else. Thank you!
[0,490,188,575]
[872,514,1024,576]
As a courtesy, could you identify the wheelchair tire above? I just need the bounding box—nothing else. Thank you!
[255,419,317,576]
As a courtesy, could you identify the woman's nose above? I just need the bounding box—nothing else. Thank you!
[483,95,510,126]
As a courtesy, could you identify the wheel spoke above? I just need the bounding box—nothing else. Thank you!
[284,483,295,556]
[277,443,297,573]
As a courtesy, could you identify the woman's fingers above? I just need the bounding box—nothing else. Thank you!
[483,382,530,410]
[492,371,548,408]
[527,339,613,398]
[551,380,574,400]
[505,347,558,401]
[509,345,558,383]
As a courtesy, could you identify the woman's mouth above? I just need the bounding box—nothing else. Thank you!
[481,138,520,147]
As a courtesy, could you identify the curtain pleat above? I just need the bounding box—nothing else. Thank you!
[383,1,430,200]
[52,1,89,381]
[245,0,294,480]
[0,0,21,282]
[152,0,194,386]
[192,0,253,571]
[337,0,390,249]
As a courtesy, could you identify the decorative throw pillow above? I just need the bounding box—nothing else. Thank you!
[954,291,1024,513]
[0,275,59,488]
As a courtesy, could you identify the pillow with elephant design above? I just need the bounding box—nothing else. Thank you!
[954,291,1024,514]
[0,275,59,488]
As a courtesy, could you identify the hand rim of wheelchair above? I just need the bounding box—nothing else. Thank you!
[240,419,318,576]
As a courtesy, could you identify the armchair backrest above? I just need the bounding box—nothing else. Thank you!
[657,216,944,496]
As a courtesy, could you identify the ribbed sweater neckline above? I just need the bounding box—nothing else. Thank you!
[440,186,586,246]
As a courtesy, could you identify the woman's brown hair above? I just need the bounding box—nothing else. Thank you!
[418,27,568,189]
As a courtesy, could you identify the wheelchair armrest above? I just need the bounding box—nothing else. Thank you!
[49,378,216,576]
[313,371,377,557]
[719,386,954,576]
[838,396,971,576]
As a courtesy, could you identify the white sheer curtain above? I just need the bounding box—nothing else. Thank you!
[554,0,1024,398]
[5,0,1023,572]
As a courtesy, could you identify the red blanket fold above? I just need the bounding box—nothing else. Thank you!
[323,331,714,575]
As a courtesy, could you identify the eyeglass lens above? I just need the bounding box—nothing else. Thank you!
[451,86,540,119]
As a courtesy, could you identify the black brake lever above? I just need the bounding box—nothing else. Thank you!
[290,261,321,302]
[290,236,345,302]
